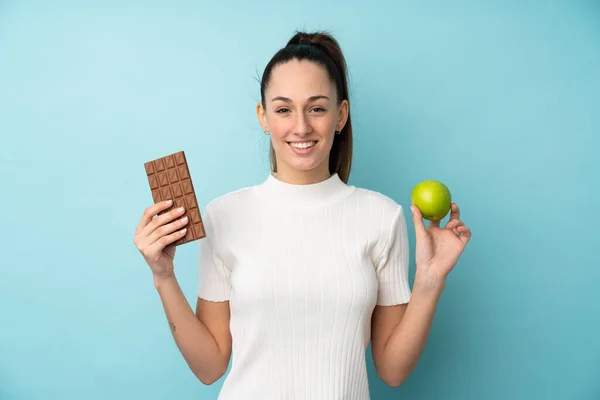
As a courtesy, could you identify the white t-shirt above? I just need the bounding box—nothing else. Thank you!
[197,172,411,399]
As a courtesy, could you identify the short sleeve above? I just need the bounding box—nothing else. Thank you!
[375,205,412,306]
[196,203,231,302]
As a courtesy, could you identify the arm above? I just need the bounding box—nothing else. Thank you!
[154,275,232,385]
[371,274,444,387]
[371,202,471,387]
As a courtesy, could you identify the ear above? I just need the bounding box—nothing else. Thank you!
[256,102,268,132]
[336,99,349,132]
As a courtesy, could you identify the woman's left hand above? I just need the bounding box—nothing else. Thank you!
[410,202,472,283]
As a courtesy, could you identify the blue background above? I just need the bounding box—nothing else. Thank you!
[1,1,599,399]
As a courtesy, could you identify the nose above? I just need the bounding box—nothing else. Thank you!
[292,111,313,136]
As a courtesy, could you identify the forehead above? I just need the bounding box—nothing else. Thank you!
[267,59,333,99]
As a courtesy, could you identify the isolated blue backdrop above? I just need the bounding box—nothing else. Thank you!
[1,1,599,399]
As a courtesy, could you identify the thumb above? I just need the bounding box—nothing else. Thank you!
[410,205,427,238]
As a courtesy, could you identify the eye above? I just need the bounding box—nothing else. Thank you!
[311,107,326,113]
[275,108,290,114]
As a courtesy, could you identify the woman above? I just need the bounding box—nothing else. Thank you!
[133,31,472,399]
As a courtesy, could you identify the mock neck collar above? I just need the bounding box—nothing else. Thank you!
[253,172,356,210]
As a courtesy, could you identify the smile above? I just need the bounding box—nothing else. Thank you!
[288,141,316,149]
[287,140,318,155]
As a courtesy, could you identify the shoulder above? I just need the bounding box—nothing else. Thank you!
[347,186,408,251]
[206,186,252,211]
[200,181,265,232]
[196,185,256,244]
[350,188,410,267]
[352,186,405,220]
[203,184,256,214]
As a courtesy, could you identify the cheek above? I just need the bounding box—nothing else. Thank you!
[318,114,340,136]
[268,119,290,139]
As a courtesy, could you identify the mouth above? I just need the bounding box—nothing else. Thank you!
[287,140,317,149]
[287,140,318,155]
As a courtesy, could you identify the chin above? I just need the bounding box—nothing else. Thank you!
[285,158,328,173]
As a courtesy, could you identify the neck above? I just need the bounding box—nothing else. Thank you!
[254,169,355,210]
[274,163,332,185]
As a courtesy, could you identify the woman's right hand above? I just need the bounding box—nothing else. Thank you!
[133,200,189,281]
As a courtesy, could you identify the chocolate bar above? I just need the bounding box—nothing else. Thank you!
[144,151,206,246]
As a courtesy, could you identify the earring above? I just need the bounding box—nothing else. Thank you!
[335,130,341,135]
[264,130,270,135]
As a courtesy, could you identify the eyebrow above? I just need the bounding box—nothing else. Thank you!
[271,95,330,103]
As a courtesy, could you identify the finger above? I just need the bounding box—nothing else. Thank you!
[140,205,186,239]
[458,225,472,244]
[453,222,464,237]
[147,214,190,246]
[446,220,464,236]
[449,203,460,222]
[134,206,186,252]
[135,200,174,235]
[148,227,188,254]
[410,205,427,238]
[445,219,463,230]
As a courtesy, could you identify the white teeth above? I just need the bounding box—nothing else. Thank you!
[289,141,316,149]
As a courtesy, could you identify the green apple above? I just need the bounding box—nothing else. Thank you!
[411,180,452,221]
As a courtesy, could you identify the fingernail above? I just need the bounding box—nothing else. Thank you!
[166,199,172,204]
[177,207,184,212]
